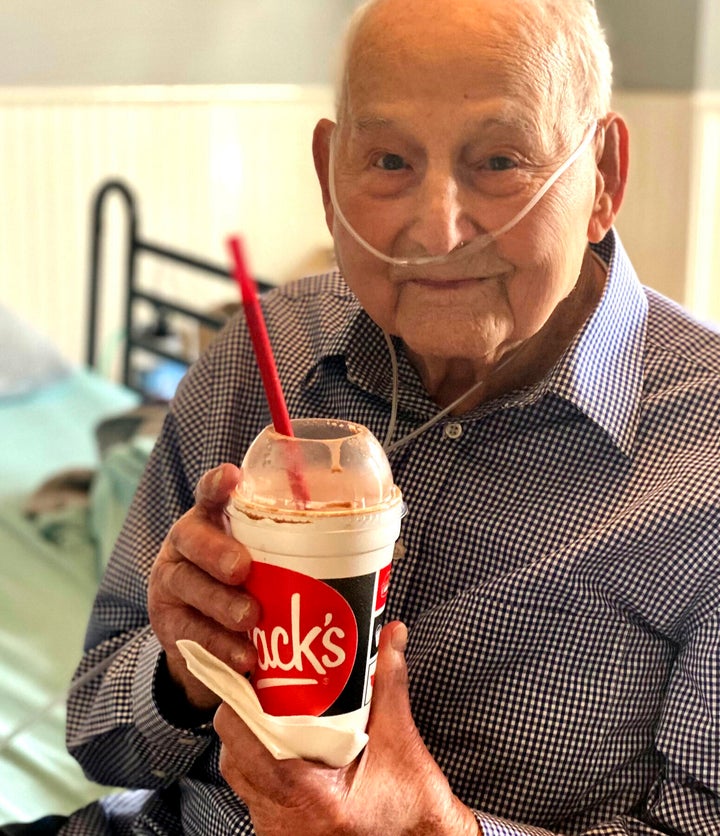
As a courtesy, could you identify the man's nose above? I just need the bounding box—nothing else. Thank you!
[407,171,477,257]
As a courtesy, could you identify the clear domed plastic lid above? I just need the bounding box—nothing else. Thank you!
[234,418,399,513]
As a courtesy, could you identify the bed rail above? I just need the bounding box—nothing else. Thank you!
[86,178,272,399]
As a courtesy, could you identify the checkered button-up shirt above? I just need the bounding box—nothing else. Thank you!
[65,230,720,835]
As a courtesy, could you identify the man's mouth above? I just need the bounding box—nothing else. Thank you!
[403,274,502,288]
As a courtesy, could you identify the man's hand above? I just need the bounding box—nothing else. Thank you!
[148,463,260,712]
[215,622,479,835]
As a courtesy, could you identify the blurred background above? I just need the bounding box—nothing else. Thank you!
[1,0,719,372]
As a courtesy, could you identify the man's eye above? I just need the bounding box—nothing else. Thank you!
[486,156,517,172]
[374,153,407,171]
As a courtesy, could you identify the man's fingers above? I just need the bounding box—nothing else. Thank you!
[167,612,258,676]
[215,703,266,793]
[171,463,251,585]
[158,612,257,712]
[166,508,251,585]
[153,559,260,632]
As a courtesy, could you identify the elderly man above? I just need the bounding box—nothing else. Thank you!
[56,0,720,834]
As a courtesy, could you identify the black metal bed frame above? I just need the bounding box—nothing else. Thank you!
[85,178,271,398]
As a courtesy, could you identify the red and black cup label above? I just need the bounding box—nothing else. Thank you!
[244,561,391,717]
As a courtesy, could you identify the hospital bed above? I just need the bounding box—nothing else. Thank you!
[0,179,271,823]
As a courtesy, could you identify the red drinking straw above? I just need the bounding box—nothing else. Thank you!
[227,236,294,436]
[226,235,309,506]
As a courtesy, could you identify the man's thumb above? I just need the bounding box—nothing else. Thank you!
[194,463,241,511]
[370,621,411,714]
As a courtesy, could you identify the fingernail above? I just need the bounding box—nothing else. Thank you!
[391,622,408,652]
[230,598,250,624]
[220,551,241,577]
[230,648,251,670]
[195,468,223,503]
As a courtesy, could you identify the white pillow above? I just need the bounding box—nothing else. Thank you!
[0,305,72,397]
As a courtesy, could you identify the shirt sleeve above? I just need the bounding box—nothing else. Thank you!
[66,345,220,789]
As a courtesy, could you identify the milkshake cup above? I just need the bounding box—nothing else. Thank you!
[225,417,403,736]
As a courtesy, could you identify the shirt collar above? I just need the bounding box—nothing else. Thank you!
[310,289,405,404]
[542,230,647,456]
[305,229,648,456]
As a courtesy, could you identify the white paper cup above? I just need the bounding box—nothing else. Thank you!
[225,418,403,734]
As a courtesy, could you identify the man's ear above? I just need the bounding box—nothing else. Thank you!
[312,118,337,235]
[587,113,629,243]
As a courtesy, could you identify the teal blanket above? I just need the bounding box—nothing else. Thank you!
[0,369,145,823]
[0,499,109,821]
[0,368,139,500]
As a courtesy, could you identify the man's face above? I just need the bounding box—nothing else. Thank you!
[321,0,603,372]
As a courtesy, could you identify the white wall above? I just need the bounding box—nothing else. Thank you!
[612,92,695,303]
[697,0,720,91]
[611,90,720,319]
[0,1,358,85]
[0,85,337,371]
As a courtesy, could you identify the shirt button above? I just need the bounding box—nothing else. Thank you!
[444,422,463,439]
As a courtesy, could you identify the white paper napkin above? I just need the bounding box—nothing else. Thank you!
[176,639,368,768]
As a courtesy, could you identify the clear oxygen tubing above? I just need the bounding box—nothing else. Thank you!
[379,252,610,454]
[381,331,531,455]
[328,122,598,268]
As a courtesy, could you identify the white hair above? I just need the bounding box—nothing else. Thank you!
[333,0,613,135]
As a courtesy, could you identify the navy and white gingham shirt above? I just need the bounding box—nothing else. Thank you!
[65,230,720,835]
